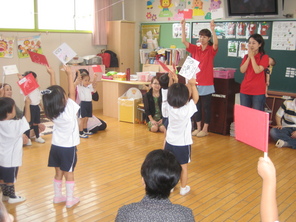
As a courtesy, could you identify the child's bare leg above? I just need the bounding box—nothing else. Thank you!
[180,164,188,188]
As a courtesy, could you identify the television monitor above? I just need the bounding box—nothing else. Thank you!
[227,0,279,17]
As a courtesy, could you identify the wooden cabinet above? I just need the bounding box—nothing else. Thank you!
[209,78,240,135]
[107,21,135,73]
[59,65,105,110]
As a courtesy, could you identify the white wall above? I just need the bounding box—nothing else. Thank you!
[0,32,105,109]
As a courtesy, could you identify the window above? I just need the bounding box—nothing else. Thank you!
[0,0,93,32]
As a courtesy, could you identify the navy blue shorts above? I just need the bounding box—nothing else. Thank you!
[162,117,168,129]
[48,144,77,172]
[30,105,40,124]
[0,166,19,183]
[79,101,92,118]
[164,142,191,165]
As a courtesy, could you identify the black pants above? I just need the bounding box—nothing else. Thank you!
[192,94,212,124]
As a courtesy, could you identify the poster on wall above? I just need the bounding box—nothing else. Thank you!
[192,23,211,38]
[0,36,14,58]
[227,41,238,57]
[17,35,43,58]
[271,21,296,51]
[141,25,160,49]
[172,23,190,38]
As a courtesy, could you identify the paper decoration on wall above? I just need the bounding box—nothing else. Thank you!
[192,0,205,16]
[173,23,190,38]
[17,73,39,96]
[141,25,160,49]
[53,43,77,65]
[225,22,236,39]
[234,104,269,156]
[227,41,238,57]
[179,56,200,80]
[236,22,247,39]
[271,21,296,51]
[28,50,49,67]
[192,23,211,38]
[0,36,14,58]
[17,35,42,58]
[159,0,174,17]
[146,0,155,9]
[3,65,19,75]
[238,42,248,58]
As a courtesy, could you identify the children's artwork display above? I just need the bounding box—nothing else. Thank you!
[141,25,160,49]
[17,35,42,58]
[0,36,14,58]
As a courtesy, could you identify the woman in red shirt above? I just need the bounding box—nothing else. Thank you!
[181,19,218,137]
[240,34,269,111]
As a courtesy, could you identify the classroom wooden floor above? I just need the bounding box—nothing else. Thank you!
[3,110,296,222]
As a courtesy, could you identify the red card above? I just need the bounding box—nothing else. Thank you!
[234,104,269,153]
[92,65,102,73]
[157,60,172,73]
[28,50,49,67]
[17,73,39,96]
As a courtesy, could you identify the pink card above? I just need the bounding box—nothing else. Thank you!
[92,65,103,73]
[17,73,39,96]
[28,50,49,67]
[234,104,269,153]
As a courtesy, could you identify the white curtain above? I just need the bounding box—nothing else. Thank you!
[92,0,110,45]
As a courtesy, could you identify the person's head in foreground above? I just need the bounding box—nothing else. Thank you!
[141,149,182,199]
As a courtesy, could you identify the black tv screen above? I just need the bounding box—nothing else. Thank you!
[227,0,278,16]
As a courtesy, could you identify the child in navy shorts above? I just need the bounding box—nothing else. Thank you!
[42,65,80,208]
[164,78,199,195]
[0,95,31,204]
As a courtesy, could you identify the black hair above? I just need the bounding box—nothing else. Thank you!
[0,83,10,89]
[248,34,265,54]
[199,29,213,46]
[141,149,182,199]
[159,73,169,89]
[42,85,66,120]
[167,83,189,108]
[0,97,15,120]
[74,69,89,82]
[150,76,159,84]
[23,71,37,79]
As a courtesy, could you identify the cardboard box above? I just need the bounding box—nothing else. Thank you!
[118,97,142,123]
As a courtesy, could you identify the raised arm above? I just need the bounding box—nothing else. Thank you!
[24,96,31,122]
[210,20,218,51]
[257,157,279,222]
[181,19,189,48]
[187,78,199,104]
[46,66,56,85]
[63,65,75,101]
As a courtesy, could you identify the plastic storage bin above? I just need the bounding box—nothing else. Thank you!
[118,88,143,123]
[213,68,236,79]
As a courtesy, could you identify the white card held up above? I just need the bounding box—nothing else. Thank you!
[53,43,77,65]
[178,56,200,80]
[3,65,19,75]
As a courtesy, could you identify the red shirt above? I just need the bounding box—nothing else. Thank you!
[240,53,269,95]
[187,43,217,86]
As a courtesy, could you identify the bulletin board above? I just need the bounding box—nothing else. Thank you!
[142,19,296,93]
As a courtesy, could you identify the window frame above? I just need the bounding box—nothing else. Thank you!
[0,0,93,33]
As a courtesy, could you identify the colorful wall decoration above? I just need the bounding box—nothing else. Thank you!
[145,0,224,22]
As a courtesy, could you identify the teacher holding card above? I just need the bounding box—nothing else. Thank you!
[181,19,218,137]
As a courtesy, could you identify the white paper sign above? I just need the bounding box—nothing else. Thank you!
[3,65,19,75]
[53,43,77,65]
[179,56,200,80]
[211,8,224,20]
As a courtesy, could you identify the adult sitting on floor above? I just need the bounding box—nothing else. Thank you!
[270,97,296,149]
